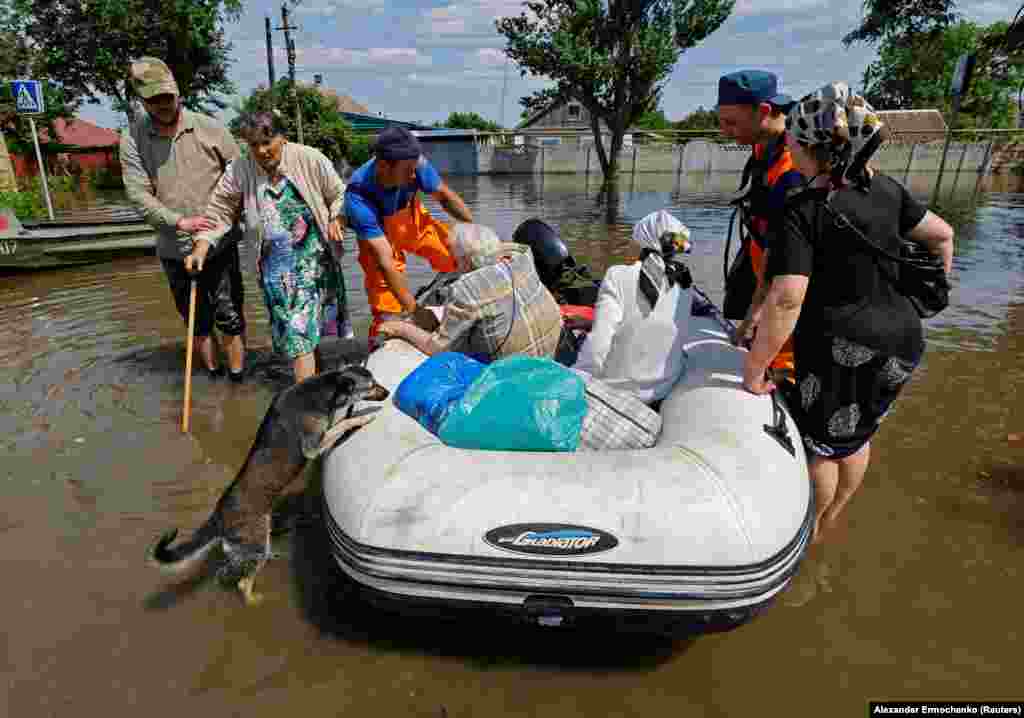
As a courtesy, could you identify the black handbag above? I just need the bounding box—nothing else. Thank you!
[822,203,950,319]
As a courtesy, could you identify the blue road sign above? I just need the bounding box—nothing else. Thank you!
[12,80,45,115]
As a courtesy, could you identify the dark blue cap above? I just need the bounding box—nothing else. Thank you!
[718,70,793,109]
[374,127,422,161]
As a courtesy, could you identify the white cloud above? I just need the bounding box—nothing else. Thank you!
[957,1,1017,25]
[293,0,386,15]
[475,48,508,66]
[417,0,527,48]
[734,0,832,17]
[274,46,433,72]
[407,73,464,87]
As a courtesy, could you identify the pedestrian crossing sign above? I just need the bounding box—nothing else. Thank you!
[12,80,45,114]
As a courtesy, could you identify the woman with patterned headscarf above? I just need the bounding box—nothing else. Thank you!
[573,210,694,404]
[377,223,563,361]
[741,82,955,543]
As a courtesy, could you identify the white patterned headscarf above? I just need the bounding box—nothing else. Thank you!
[450,223,502,272]
[785,81,886,187]
[632,210,692,308]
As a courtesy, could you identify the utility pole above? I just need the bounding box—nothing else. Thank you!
[932,53,975,205]
[277,3,304,144]
[265,16,276,90]
[499,55,509,130]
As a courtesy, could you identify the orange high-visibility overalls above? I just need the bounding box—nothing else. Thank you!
[351,188,457,338]
[741,141,799,373]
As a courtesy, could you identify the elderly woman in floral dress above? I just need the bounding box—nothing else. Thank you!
[186,111,350,383]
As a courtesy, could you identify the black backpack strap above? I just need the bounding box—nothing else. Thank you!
[736,152,757,193]
[787,188,928,275]
[736,136,787,193]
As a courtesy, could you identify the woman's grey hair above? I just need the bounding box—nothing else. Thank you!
[237,110,288,141]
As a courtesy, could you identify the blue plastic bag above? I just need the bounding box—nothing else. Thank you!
[438,356,586,452]
[394,352,486,434]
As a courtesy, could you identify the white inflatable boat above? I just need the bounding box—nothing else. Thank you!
[322,302,812,636]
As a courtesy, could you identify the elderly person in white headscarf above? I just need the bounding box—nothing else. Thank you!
[377,223,564,361]
[573,210,693,404]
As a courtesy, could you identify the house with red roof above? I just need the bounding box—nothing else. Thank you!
[11,117,121,180]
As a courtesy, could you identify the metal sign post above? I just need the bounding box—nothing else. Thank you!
[932,54,976,205]
[27,117,54,220]
[12,80,54,220]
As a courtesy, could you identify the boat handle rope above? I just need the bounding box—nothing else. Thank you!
[764,385,796,458]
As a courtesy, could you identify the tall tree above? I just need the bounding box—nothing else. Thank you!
[0,12,75,161]
[861,21,1023,127]
[10,0,242,121]
[843,0,959,47]
[497,0,733,180]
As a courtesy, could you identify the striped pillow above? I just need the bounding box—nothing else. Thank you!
[576,373,662,451]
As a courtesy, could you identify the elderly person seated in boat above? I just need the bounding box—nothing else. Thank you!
[377,223,563,361]
[573,210,694,405]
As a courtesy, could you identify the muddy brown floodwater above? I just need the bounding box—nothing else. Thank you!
[2,173,1023,716]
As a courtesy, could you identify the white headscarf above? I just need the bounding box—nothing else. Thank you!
[632,211,692,308]
[450,223,502,273]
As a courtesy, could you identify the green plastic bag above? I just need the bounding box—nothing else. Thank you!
[438,356,586,452]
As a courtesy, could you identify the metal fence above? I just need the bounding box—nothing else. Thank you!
[351,127,1024,197]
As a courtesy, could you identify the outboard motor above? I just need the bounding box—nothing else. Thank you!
[512,218,571,292]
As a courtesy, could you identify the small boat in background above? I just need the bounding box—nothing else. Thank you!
[0,205,155,270]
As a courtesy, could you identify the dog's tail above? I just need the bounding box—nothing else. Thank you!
[147,522,222,582]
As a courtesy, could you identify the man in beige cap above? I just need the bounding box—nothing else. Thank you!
[120,57,247,381]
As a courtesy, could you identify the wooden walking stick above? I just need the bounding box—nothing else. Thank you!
[182,279,197,433]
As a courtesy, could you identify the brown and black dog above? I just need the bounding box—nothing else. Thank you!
[148,366,389,605]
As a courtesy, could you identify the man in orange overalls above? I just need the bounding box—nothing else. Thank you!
[717,70,804,375]
[344,127,473,339]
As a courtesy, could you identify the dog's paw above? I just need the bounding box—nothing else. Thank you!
[237,575,264,606]
[318,411,379,453]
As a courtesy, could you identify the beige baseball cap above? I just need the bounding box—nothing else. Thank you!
[129,57,179,99]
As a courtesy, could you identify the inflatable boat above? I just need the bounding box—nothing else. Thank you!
[322,293,813,636]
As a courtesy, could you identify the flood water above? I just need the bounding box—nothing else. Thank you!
[3,172,1023,715]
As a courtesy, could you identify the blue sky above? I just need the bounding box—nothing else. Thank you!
[79,0,1011,130]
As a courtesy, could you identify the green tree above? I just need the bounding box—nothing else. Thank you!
[440,111,503,131]
[635,108,671,130]
[232,81,359,166]
[842,0,959,47]
[0,15,76,161]
[9,0,241,121]
[674,105,718,132]
[861,21,1024,128]
[497,0,734,181]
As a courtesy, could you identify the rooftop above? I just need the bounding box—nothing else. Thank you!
[877,109,947,143]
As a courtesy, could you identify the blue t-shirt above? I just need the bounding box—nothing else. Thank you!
[344,157,443,241]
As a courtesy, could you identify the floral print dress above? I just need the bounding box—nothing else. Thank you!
[257,176,348,359]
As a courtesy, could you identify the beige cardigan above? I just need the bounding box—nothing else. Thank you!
[196,141,346,251]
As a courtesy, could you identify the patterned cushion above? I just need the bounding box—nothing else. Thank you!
[575,372,662,451]
[433,245,563,360]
